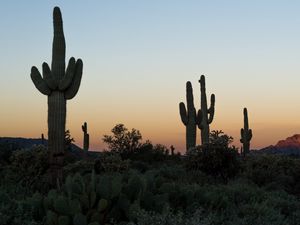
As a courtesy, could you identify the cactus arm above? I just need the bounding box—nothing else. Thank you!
[179,102,188,125]
[208,94,215,124]
[42,62,57,89]
[59,57,76,91]
[64,59,83,100]
[208,112,214,124]
[240,128,244,142]
[247,129,252,141]
[31,66,52,95]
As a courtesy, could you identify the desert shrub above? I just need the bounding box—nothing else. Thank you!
[7,145,50,192]
[124,208,213,225]
[0,186,43,225]
[0,143,14,165]
[130,160,150,173]
[186,144,240,182]
[63,159,94,176]
[243,154,300,196]
[94,151,130,174]
[128,141,169,163]
[124,180,300,225]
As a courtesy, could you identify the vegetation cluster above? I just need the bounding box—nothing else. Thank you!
[1,127,300,225]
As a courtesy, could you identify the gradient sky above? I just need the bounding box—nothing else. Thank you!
[1,1,300,152]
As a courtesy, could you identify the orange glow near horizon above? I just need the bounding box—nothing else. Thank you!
[2,107,300,154]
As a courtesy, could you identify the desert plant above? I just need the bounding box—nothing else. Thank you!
[82,122,89,151]
[187,132,240,183]
[197,75,215,145]
[102,124,142,156]
[179,81,197,152]
[242,154,300,196]
[9,145,49,191]
[209,130,233,148]
[240,107,252,156]
[30,7,83,184]
[41,134,45,145]
[94,152,130,173]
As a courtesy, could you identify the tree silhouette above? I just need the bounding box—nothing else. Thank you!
[102,124,142,153]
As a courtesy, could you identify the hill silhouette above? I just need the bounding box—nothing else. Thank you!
[259,134,300,155]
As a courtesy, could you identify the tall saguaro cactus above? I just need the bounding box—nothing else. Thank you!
[179,81,197,151]
[30,7,83,184]
[82,122,89,151]
[197,75,215,145]
[240,108,252,155]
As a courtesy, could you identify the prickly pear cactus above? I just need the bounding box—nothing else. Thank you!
[30,7,83,184]
[179,81,197,152]
[240,108,252,155]
[197,75,215,145]
[82,122,89,151]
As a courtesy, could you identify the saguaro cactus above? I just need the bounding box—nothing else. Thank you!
[82,122,89,151]
[197,75,215,145]
[179,81,197,151]
[30,7,83,184]
[240,108,252,155]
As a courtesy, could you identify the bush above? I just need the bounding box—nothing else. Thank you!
[0,186,43,225]
[186,144,240,183]
[94,152,130,174]
[63,159,94,176]
[8,145,50,192]
[243,154,300,196]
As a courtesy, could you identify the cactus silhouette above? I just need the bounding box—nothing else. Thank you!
[82,122,89,151]
[30,7,83,184]
[179,81,197,151]
[41,133,45,145]
[240,107,252,155]
[170,145,175,155]
[197,75,215,145]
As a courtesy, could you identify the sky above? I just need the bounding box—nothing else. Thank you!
[1,1,300,152]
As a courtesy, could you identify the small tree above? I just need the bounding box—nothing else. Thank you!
[102,124,142,154]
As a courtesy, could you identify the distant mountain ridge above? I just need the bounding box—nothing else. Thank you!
[0,137,81,152]
[0,137,101,159]
[259,134,300,155]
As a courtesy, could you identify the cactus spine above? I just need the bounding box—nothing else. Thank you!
[30,7,83,184]
[197,75,215,145]
[179,81,197,151]
[240,107,252,155]
[82,122,89,151]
